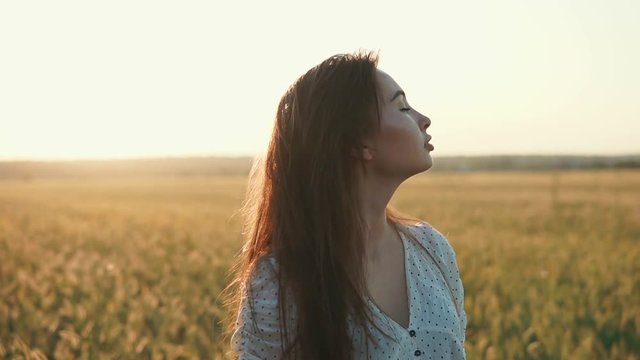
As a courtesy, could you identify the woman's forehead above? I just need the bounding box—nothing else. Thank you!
[376,69,402,102]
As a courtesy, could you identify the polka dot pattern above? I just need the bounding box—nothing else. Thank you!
[230,222,467,359]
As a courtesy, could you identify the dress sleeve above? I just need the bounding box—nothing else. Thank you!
[230,255,291,359]
[417,222,468,342]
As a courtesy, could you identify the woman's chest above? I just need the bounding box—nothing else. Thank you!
[364,240,411,329]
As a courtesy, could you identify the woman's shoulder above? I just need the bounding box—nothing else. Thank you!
[243,253,296,312]
[245,253,280,297]
[403,221,459,263]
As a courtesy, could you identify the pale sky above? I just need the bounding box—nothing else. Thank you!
[0,0,638,161]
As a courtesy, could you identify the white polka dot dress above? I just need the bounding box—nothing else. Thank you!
[230,222,468,359]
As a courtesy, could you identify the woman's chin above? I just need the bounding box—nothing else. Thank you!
[422,152,433,170]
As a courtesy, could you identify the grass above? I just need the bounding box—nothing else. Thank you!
[0,170,638,359]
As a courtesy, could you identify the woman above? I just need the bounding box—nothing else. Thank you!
[223,50,467,359]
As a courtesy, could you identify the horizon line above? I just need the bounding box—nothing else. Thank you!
[1,152,639,163]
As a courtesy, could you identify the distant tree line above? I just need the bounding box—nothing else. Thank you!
[429,154,640,172]
[0,154,638,180]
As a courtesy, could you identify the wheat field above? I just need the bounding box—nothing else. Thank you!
[0,170,638,359]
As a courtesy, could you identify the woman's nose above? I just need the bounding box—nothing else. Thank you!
[419,114,430,131]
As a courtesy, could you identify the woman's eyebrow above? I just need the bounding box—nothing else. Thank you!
[389,90,405,102]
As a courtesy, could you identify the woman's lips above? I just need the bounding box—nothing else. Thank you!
[425,136,434,150]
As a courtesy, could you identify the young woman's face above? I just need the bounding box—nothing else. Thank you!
[363,69,433,178]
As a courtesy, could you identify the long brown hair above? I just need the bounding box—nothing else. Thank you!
[222,50,422,359]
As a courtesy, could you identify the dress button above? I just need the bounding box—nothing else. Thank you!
[414,349,422,356]
[409,330,416,337]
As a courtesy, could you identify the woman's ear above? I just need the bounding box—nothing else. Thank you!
[361,146,374,161]
[351,141,375,161]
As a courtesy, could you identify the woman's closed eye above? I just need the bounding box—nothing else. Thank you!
[400,107,412,112]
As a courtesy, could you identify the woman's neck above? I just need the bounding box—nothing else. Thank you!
[357,171,402,255]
